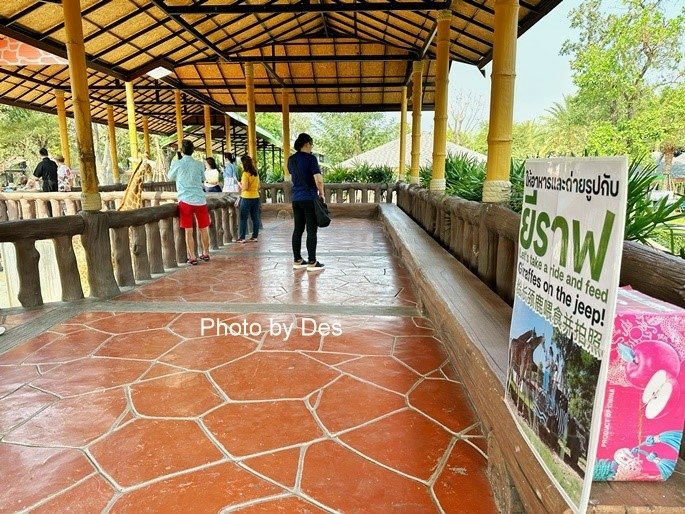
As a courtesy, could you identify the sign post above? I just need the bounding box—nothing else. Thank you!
[506,157,628,513]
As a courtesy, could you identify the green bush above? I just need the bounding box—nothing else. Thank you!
[323,165,355,183]
[624,156,685,245]
[324,163,395,183]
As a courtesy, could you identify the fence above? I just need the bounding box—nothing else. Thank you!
[397,183,685,309]
[0,197,238,309]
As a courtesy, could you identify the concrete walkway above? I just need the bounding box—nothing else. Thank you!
[0,218,498,513]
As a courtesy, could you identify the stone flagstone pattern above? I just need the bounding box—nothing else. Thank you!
[0,219,498,512]
[0,312,497,513]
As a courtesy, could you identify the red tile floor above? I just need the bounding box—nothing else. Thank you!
[0,219,499,513]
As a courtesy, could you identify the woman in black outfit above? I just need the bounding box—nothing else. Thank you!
[288,133,325,271]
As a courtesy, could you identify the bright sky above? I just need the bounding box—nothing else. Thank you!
[449,0,580,125]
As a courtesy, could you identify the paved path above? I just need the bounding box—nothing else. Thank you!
[0,219,498,513]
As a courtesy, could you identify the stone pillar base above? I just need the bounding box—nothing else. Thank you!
[429,178,446,192]
[80,192,103,212]
[482,180,511,203]
[409,175,420,185]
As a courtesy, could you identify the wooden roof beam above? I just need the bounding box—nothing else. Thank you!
[222,53,418,63]
[166,2,452,15]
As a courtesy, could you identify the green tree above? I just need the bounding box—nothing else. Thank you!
[0,106,60,170]
[539,97,590,156]
[561,0,685,159]
[313,112,398,165]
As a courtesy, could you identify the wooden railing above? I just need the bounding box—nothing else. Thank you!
[397,183,685,309]
[259,182,397,204]
[0,197,238,308]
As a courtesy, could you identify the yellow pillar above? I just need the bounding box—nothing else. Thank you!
[245,63,257,161]
[399,86,408,180]
[106,106,120,184]
[62,0,100,210]
[410,61,424,185]
[54,89,71,167]
[175,90,184,151]
[204,105,213,157]
[125,81,139,163]
[142,115,150,157]
[224,115,232,153]
[484,0,519,203]
[282,89,291,181]
[430,10,451,193]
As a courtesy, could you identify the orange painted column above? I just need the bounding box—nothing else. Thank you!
[62,0,100,210]
[106,105,120,183]
[54,89,71,167]
[430,10,451,193]
[204,105,213,157]
[410,61,424,185]
[484,0,520,203]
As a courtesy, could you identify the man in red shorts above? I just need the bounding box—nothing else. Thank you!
[168,139,211,265]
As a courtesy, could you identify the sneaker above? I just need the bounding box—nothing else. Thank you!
[200,254,210,261]
[307,261,325,272]
[293,259,307,270]
[236,239,247,244]
[250,237,258,242]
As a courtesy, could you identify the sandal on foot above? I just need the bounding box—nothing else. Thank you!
[187,258,198,266]
[200,254,210,261]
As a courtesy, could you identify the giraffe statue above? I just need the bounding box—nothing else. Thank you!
[118,155,153,211]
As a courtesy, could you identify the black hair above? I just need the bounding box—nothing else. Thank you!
[205,156,218,169]
[181,139,194,156]
[241,155,258,177]
[293,133,313,152]
[39,148,48,157]
[224,152,235,163]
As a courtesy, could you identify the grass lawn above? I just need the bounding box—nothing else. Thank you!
[519,418,584,505]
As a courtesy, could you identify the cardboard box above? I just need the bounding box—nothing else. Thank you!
[595,287,685,481]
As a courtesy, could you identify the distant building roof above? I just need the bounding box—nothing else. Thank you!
[652,151,685,178]
[338,132,486,169]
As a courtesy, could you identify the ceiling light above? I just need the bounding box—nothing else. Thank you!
[146,65,173,80]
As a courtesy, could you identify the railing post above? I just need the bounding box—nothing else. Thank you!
[14,239,43,308]
[80,212,120,298]
[209,210,219,250]
[146,221,165,274]
[478,206,497,287]
[173,217,187,264]
[0,200,7,221]
[131,225,152,280]
[159,218,178,268]
[496,236,516,304]
[111,227,136,286]
[53,235,84,301]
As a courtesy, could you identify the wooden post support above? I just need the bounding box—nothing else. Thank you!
[209,210,219,250]
[160,217,178,268]
[173,217,187,263]
[399,86,408,180]
[106,105,120,184]
[484,0,519,204]
[54,89,71,167]
[175,90,184,150]
[146,221,164,274]
[14,239,43,308]
[131,225,151,280]
[142,115,151,157]
[111,227,135,286]
[62,0,101,211]
[224,115,232,153]
[80,212,120,297]
[204,105,213,157]
[125,81,139,164]
[430,10,451,193]
[410,61,423,185]
[245,63,257,161]
[53,235,84,301]
[282,89,291,181]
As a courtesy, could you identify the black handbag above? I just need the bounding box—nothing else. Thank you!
[290,155,331,228]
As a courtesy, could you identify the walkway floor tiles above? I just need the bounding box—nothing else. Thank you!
[0,219,498,513]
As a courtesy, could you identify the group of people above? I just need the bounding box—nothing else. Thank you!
[169,132,325,271]
[32,148,74,192]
